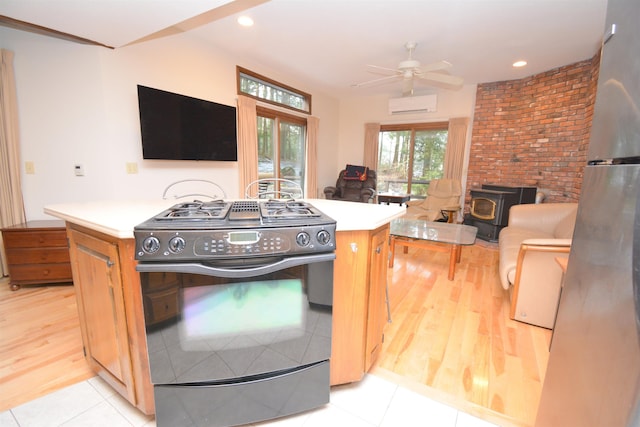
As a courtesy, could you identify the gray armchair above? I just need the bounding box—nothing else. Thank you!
[324,169,377,203]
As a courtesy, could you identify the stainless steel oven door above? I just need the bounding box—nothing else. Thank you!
[136,253,334,386]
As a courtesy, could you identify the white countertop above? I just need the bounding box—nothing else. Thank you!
[44,198,406,239]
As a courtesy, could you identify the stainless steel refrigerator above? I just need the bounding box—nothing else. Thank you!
[536,0,640,425]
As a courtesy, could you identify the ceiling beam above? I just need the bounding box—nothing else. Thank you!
[125,0,271,47]
[0,14,114,49]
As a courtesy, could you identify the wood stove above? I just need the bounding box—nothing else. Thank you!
[466,185,536,241]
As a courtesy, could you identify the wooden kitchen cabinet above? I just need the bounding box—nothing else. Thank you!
[365,226,390,370]
[1,220,73,291]
[331,224,390,385]
[67,224,154,415]
[64,219,391,409]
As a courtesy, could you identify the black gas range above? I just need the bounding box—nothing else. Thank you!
[134,199,336,262]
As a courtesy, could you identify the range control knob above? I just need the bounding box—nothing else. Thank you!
[296,231,311,247]
[316,230,332,245]
[168,236,186,253]
[142,236,160,254]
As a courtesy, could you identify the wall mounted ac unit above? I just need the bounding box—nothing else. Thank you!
[388,94,437,114]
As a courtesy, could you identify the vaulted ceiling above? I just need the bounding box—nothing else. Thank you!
[0,0,607,98]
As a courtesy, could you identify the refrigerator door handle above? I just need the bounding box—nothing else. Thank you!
[634,181,640,344]
[604,23,616,44]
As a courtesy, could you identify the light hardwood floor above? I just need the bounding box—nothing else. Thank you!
[374,242,551,427]
[0,242,550,425]
[0,278,94,412]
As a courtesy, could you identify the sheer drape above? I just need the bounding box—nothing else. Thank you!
[237,95,258,197]
[0,49,26,276]
[305,116,319,198]
[363,122,380,170]
[444,117,469,181]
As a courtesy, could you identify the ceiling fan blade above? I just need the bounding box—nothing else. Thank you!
[416,72,464,89]
[419,60,453,73]
[352,74,402,88]
[365,64,402,76]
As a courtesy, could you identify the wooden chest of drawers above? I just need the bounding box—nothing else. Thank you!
[1,220,73,291]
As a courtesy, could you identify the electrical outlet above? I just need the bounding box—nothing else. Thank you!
[25,161,35,174]
[126,162,138,174]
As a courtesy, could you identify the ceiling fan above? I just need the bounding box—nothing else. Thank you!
[352,42,464,96]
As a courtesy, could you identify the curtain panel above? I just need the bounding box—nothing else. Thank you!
[363,122,380,171]
[237,95,258,197]
[0,49,27,276]
[305,116,319,198]
[444,117,469,181]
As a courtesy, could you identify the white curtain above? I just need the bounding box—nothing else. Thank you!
[0,49,27,276]
[236,95,258,197]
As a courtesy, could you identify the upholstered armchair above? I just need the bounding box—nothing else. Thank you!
[498,203,578,329]
[404,179,462,222]
[324,169,377,203]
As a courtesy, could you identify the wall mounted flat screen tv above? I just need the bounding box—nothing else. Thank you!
[137,85,238,161]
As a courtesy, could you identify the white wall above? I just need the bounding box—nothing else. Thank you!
[2,26,475,220]
[2,27,340,220]
[336,86,477,179]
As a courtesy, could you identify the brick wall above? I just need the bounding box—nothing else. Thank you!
[465,54,600,210]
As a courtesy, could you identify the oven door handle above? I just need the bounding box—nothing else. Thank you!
[136,253,335,278]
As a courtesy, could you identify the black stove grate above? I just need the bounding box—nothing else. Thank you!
[260,200,321,221]
[156,200,232,220]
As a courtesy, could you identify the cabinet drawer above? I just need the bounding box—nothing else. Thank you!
[5,247,71,265]
[141,272,180,292]
[3,230,68,248]
[8,263,73,284]
[144,287,179,325]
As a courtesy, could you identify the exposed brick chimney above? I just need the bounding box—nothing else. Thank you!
[465,53,600,212]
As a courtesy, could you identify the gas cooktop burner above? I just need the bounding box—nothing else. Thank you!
[156,200,232,221]
[147,199,326,226]
[260,200,321,221]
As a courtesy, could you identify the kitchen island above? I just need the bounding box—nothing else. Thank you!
[44,198,405,415]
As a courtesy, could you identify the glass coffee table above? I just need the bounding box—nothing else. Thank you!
[389,218,478,280]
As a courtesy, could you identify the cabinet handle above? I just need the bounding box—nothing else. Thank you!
[376,246,381,254]
[106,259,114,267]
[350,242,358,253]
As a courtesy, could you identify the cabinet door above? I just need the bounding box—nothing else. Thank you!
[365,226,389,370]
[330,230,370,385]
[68,229,135,403]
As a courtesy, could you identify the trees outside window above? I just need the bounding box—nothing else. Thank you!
[377,122,448,198]
[257,107,306,195]
[238,66,311,114]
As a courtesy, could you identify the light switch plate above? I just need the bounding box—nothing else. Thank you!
[25,161,35,174]
[126,162,138,174]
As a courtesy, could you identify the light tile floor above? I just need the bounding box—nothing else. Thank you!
[1,374,498,427]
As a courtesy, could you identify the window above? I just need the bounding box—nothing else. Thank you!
[377,122,448,198]
[238,66,311,114]
[257,106,307,195]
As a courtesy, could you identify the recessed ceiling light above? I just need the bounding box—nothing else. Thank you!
[513,60,528,68]
[237,16,254,27]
